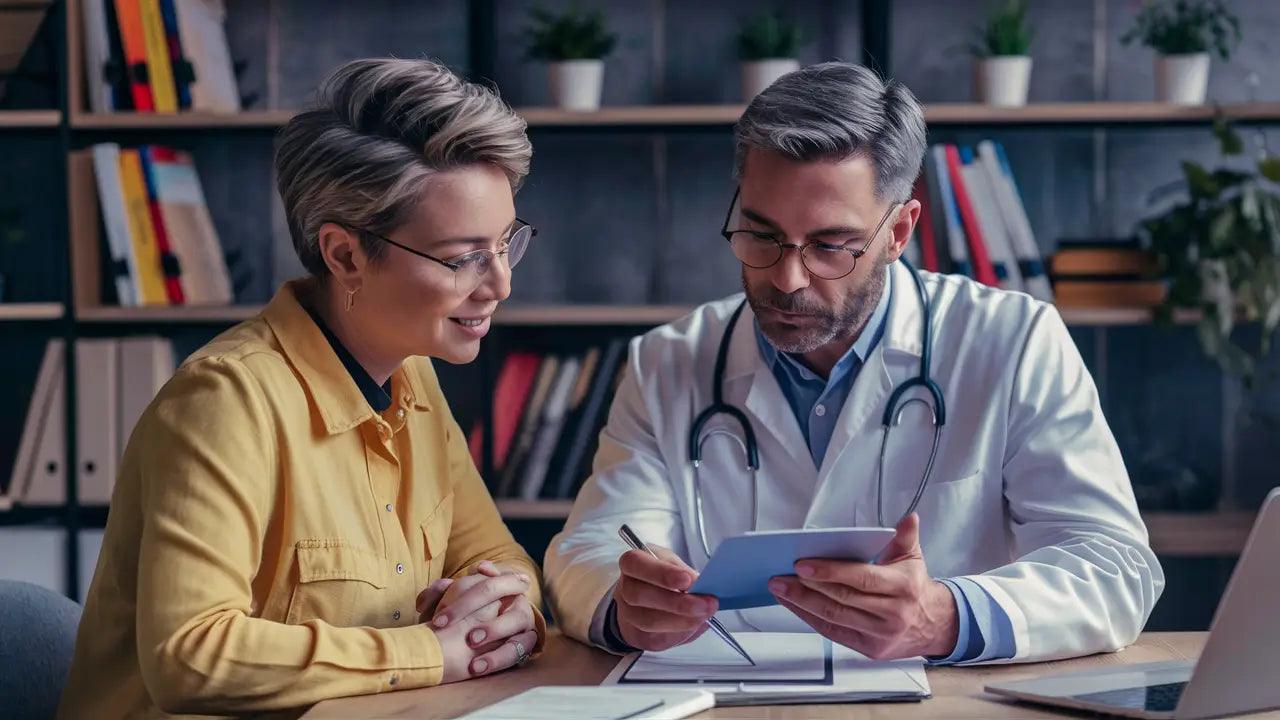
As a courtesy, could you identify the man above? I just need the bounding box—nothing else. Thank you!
[544,63,1163,664]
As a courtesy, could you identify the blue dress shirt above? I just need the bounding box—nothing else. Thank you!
[753,266,1015,664]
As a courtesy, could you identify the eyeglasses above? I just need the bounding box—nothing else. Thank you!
[720,188,899,281]
[342,218,536,294]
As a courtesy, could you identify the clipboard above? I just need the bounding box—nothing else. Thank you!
[688,527,895,610]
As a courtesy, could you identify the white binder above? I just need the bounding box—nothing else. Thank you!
[4,340,63,509]
[76,339,119,505]
[117,336,175,458]
[23,363,66,506]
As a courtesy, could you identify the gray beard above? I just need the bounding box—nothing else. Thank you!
[744,254,889,355]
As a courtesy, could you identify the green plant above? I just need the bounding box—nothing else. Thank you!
[525,5,616,61]
[1140,117,1280,386]
[736,10,808,61]
[972,0,1034,58]
[1121,0,1241,59]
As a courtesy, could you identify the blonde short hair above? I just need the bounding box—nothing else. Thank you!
[275,58,532,276]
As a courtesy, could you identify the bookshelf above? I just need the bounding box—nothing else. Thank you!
[2,0,1274,610]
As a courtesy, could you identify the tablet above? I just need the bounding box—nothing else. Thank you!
[688,527,896,610]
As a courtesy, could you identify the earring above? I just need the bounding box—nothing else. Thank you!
[344,286,359,312]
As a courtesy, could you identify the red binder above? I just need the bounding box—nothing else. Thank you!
[943,144,998,286]
[912,175,938,272]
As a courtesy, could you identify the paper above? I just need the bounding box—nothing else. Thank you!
[458,687,714,720]
[623,632,829,683]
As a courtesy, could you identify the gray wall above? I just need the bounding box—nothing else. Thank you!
[188,0,1280,513]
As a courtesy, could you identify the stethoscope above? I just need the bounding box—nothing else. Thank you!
[687,257,946,558]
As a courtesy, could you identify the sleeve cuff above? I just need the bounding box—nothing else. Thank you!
[383,624,445,689]
[926,579,976,665]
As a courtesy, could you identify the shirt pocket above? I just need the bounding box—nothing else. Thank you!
[421,493,455,581]
[286,539,388,626]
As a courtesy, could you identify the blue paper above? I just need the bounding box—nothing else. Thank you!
[689,528,896,610]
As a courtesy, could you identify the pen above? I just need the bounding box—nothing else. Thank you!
[617,523,756,666]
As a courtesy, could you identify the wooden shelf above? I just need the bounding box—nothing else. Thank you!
[495,499,576,520]
[0,302,64,320]
[0,110,60,128]
[1144,511,1254,557]
[76,304,264,323]
[495,304,693,325]
[69,110,296,129]
[61,102,1280,131]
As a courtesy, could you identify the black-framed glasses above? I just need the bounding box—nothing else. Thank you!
[720,188,899,280]
[340,218,537,293]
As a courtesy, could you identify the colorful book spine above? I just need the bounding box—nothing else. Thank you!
[113,0,155,111]
[138,0,179,112]
[117,149,170,304]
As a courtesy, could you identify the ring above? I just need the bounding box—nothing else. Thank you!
[512,639,529,666]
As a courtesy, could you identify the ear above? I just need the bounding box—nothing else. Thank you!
[886,200,922,262]
[316,222,369,292]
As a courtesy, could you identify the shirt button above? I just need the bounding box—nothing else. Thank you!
[396,563,404,574]
[814,404,827,417]
[393,609,402,621]
[385,503,393,512]
[396,408,406,420]
[389,674,399,686]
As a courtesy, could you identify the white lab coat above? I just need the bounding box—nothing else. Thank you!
[544,262,1164,664]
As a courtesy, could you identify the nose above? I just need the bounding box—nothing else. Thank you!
[770,246,810,295]
[473,256,512,303]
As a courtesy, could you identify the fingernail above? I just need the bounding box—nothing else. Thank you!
[796,564,815,578]
[472,659,488,674]
[769,580,787,595]
[433,615,449,628]
[704,599,717,614]
[519,574,531,584]
[469,629,486,645]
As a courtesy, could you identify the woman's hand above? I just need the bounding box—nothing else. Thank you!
[422,561,539,682]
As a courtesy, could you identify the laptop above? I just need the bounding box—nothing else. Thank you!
[985,487,1280,719]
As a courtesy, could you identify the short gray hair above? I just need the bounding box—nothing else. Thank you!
[276,58,532,277]
[734,62,926,204]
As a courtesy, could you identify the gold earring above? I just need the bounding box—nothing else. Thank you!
[344,287,358,312]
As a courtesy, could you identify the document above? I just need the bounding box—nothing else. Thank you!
[458,686,714,720]
[605,632,930,707]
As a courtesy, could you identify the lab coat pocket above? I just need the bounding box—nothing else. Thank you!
[421,493,456,581]
[286,540,388,626]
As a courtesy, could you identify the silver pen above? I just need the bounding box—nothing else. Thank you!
[617,523,756,666]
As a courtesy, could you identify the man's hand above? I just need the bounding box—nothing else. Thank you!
[768,513,959,660]
[614,545,717,652]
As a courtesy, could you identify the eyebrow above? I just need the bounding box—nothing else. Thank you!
[429,219,518,251]
[740,207,867,239]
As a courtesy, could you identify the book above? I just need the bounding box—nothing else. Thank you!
[90,143,139,306]
[928,145,968,277]
[1051,248,1157,277]
[978,141,1053,302]
[138,0,178,111]
[497,355,560,498]
[113,0,154,111]
[142,146,232,304]
[1053,280,1167,308]
[174,0,239,112]
[158,0,192,109]
[959,146,1023,292]
[82,0,117,112]
[117,148,170,304]
[518,356,582,501]
[911,175,939,272]
[943,144,998,286]
[553,339,628,499]
[543,346,601,498]
[136,147,186,304]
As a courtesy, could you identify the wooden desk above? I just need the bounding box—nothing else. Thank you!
[304,632,1280,719]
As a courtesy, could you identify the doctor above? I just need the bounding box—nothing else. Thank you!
[544,62,1164,665]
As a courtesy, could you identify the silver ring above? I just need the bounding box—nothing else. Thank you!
[512,639,528,666]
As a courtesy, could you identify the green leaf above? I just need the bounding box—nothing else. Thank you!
[1259,157,1280,183]
[1183,161,1218,198]
[1213,117,1244,155]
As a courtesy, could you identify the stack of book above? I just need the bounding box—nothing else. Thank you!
[913,140,1054,303]
[1049,240,1166,308]
[85,142,232,306]
[469,340,630,502]
[81,0,240,113]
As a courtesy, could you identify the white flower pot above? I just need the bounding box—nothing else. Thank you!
[741,58,800,100]
[1156,52,1210,104]
[548,59,604,112]
[974,56,1032,107]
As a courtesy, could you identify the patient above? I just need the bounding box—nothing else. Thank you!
[58,58,543,719]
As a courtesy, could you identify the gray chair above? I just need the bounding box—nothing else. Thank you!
[0,580,82,720]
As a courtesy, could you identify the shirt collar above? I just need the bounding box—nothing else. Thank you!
[755,264,893,385]
[262,280,432,436]
[305,306,393,413]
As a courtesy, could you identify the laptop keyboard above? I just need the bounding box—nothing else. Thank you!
[1074,681,1187,712]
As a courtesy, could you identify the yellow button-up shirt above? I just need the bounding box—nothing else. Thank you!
[58,281,544,720]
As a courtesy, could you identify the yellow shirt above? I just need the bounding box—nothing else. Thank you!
[58,281,544,720]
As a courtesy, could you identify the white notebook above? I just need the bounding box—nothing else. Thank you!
[459,686,713,720]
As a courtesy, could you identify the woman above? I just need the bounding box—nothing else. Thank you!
[58,58,544,719]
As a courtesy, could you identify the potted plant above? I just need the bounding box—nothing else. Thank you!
[1139,117,1280,388]
[1121,0,1240,105]
[736,10,808,100]
[970,0,1034,107]
[526,5,616,112]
